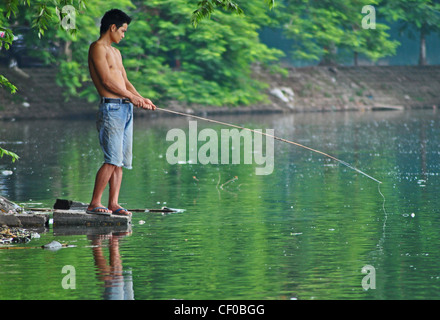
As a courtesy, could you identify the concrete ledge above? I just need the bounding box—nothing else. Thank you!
[0,212,49,228]
[53,210,131,227]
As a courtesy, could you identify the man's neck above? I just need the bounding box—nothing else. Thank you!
[98,33,114,46]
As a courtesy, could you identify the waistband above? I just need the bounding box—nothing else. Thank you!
[101,97,131,104]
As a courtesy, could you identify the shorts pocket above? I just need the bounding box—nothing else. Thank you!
[108,104,121,111]
[106,104,125,129]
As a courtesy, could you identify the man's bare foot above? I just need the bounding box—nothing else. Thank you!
[86,204,112,215]
[109,206,132,216]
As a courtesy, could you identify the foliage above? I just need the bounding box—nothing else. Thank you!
[191,0,245,27]
[51,0,134,100]
[1,0,87,162]
[52,0,284,106]
[276,0,399,65]
[2,0,440,111]
[383,0,440,35]
[381,0,440,65]
[191,0,276,26]
[1,5,17,94]
[120,0,283,106]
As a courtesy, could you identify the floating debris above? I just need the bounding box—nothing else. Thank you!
[42,240,62,250]
[41,240,75,251]
[0,226,39,244]
[146,207,185,214]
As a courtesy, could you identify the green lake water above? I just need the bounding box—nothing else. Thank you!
[1,109,440,300]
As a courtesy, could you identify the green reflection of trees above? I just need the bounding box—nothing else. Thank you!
[49,113,440,299]
[3,112,440,299]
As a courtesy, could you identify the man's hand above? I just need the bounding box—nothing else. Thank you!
[129,95,145,108]
[129,95,156,110]
[142,98,156,110]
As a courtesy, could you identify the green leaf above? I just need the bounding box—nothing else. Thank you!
[0,147,20,163]
[0,75,18,94]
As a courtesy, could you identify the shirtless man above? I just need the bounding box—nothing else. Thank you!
[86,9,155,216]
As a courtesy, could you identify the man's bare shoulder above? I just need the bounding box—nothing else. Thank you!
[89,40,107,55]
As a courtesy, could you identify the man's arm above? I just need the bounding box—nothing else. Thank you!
[125,79,156,110]
[118,51,156,110]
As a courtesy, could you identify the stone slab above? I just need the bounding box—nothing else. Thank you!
[0,212,49,228]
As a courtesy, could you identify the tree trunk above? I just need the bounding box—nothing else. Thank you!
[319,44,338,66]
[64,40,72,62]
[418,30,427,66]
[354,51,359,66]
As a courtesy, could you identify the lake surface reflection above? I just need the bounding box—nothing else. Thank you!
[1,109,440,300]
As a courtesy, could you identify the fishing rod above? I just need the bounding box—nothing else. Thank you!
[154,107,382,184]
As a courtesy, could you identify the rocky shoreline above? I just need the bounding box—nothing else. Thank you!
[1,65,440,120]
[0,196,133,246]
[0,196,45,245]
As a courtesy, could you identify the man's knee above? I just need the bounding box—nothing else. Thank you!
[99,163,121,173]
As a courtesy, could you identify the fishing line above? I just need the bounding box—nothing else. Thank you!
[155,107,382,184]
[378,182,387,214]
[378,181,388,237]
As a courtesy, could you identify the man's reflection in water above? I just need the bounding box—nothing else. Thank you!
[89,232,134,300]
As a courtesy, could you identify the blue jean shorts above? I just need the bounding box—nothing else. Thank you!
[96,100,133,169]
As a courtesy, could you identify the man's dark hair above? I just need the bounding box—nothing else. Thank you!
[100,9,132,35]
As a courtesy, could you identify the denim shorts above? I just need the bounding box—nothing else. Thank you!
[96,101,133,169]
